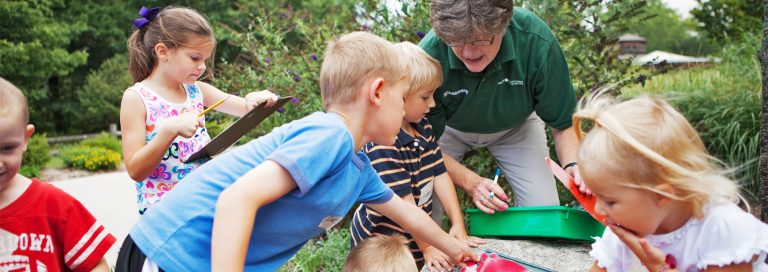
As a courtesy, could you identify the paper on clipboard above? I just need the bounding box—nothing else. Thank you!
[184,96,293,163]
[460,250,554,272]
[545,157,605,223]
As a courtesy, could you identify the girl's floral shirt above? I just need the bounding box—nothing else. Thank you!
[130,82,211,214]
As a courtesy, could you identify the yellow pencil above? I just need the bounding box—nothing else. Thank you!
[198,96,230,117]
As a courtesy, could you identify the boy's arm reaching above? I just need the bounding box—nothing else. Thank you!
[433,173,465,236]
[368,195,479,265]
[211,160,296,271]
[433,173,485,247]
[400,194,454,271]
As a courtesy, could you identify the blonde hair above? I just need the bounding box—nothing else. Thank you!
[320,32,406,109]
[343,234,418,272]
[395,42,443,96]
[127,6,215,83]
[574,95,741,219]
[0,77,28,124]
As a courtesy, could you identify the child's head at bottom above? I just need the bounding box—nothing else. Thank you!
[343,234,417,272]
[574,95,741,236]
[319,31,409,146]
[0,77,35,184]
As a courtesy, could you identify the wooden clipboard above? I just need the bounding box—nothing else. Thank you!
[184,96,293,162]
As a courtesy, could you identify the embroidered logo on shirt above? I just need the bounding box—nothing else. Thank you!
[498,78,524,86]
[444,89,469,97]
[318,216,343,229]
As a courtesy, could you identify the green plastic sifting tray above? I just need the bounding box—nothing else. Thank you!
[466,206,605,242]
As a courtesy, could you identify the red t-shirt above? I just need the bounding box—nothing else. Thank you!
[0,179,116,272]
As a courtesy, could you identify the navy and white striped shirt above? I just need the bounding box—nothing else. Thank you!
[349,118,447,265]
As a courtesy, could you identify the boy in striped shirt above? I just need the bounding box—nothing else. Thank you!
[349,42,484,271]
[0,77,116,272]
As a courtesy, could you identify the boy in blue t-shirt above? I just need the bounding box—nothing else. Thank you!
[115,31,478,271]
[350,42,484,271]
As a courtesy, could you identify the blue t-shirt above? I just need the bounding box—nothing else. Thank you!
[129,112,394,271]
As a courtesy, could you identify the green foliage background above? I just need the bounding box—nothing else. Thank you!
[691,0,763,42]
[1,0,762,270]
[626,0,717,56]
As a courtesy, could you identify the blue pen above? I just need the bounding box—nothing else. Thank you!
[492,167,501,184]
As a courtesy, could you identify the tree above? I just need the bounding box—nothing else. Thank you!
[692,0,762,42]
[521,0,655,95]
[0,1,249,134]
[0,0,89,132]
[626,0,717,56]
[759,0,768,223]
[76,55,131,133]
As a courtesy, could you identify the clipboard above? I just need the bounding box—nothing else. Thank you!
[184,96,293,162]
[460,250,554,272]
[545,157,605,223]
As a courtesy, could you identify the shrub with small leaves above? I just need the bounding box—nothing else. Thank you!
[279,229,350,272]
[20,134,50,177]
[59,145,121,171]
[205,118,233,139]
[81,132,122,154]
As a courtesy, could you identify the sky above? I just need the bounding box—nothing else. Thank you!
[661,0,699,18]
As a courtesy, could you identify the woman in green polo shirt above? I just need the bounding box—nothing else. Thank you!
[419,0,585,218]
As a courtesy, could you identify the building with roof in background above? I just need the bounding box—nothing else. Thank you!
[617,33,715,67]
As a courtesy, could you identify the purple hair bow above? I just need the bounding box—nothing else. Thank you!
[133,6,160,28]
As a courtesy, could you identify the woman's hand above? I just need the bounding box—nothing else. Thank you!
[470,177,509,214]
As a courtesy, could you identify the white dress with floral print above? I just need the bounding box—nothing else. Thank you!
[129,82,211,214]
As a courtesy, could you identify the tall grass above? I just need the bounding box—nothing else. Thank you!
[621,33,761,199]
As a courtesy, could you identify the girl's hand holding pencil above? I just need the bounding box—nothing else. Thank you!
[161,114,203,138]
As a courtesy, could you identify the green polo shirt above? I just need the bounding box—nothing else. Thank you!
[420,8,576,138]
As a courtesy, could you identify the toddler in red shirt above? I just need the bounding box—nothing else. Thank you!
[0,77,116,272]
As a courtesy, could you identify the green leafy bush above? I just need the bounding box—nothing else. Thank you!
[19,165,41,178]
[205,117,233,139]
[75,55,132,133]
[279,229,350,272]
[59,145,121,171]
[212,0,432,140]
[81,132,122,154]
[20,134,50,177]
